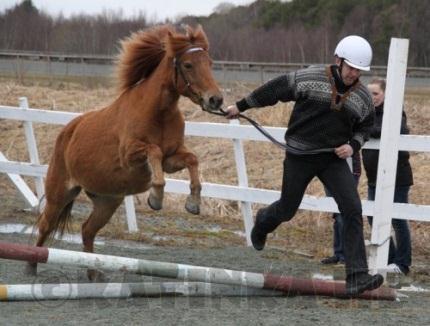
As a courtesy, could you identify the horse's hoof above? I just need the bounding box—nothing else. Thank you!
[185,197,200,215]
[147,195,162,211]
[87,269,106,282]
[24,263,37,276]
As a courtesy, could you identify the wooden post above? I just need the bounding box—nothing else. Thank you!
[368,38,409,276]
[124,196,138,233]
[0,151,38,208]
[230,119,253,246]
[19,97,45,207]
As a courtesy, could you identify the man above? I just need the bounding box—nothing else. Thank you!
[225,35,383,296]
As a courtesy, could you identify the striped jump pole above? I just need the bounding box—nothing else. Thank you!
[0,241,396,300]
[0,282,284,301]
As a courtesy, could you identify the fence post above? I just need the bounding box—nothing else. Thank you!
[19,97,44,206]
[124,196,138,233]
[0,151,39,208]
[259,66,264,84]
[368,38,409,276]
[230,119,253,246]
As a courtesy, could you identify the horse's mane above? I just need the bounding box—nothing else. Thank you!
[117,24,209,93]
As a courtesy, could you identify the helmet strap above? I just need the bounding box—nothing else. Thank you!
[326,65,361,111]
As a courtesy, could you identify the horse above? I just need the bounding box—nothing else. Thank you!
[26,24,223,280]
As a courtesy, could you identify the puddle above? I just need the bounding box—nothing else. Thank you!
[312,273,334,281]
[398,285,430,292]
[0,223,154,250]
[207,226,222,233]
[0,223,104,245]
[233,230,246,238]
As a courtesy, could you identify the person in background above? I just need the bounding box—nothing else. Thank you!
[363,78,413,275]
[321,151,361,265]
[224,35,384,296]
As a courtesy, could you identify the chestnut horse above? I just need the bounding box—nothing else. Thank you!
[26,25,223,280]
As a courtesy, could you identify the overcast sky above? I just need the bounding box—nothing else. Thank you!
[0,0,254,21]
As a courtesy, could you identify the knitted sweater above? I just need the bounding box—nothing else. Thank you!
[236,65,375,154]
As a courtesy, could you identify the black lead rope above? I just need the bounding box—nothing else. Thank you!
[203,107,336,154]
[203,108,286,150]
[220,108,288,150]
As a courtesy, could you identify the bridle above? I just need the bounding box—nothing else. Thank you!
[173,47,206,110]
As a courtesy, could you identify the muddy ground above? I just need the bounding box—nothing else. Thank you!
[1,205,430,326]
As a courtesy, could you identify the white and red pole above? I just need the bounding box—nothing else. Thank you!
[0,241,396,300]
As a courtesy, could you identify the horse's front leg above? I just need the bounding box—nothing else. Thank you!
[163,146,201,215]
[120,139,165,210]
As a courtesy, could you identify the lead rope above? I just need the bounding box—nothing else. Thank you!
[212,108,289,150]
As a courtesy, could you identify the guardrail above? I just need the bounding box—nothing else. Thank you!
[1,50,430,80]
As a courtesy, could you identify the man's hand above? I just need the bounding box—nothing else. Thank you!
[224,105,240,119]
[335,144,353,159]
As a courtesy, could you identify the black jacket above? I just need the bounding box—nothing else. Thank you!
[362,104,413,187]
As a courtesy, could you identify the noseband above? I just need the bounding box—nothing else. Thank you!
[173,47,206,109]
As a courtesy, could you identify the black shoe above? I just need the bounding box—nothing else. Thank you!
[321,255,339,265]
[345,273,384,296]
[250,226,267,251]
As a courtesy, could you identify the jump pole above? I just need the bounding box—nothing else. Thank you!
[0,241,396,300]
[0,282,284,301]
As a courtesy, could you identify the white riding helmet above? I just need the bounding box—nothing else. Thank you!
[334,35,372,71]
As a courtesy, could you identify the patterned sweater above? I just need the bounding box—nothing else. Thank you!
[236,65,375,154]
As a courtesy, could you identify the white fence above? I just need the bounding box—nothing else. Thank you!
[0,38,429,274]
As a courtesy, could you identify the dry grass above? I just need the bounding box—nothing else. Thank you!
[0,76,429,264]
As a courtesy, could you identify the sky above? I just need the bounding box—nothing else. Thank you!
[0,0,254,21]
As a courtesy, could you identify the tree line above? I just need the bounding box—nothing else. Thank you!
[0,0,428,66]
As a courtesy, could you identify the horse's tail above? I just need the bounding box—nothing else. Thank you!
[35,200,75,240]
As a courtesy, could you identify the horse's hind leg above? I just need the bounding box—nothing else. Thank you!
[25,186,81,276]
[162,146,201,215]
[82,193,123,281]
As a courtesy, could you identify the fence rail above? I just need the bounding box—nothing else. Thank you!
[1,103,430,218]
[1,50,430,80]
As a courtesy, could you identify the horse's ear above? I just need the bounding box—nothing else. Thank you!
[193,24,209,51]
[165,30,175,57]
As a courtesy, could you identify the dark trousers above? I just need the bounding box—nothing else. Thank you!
[367,186,412,269]
[325,175,360,261]
[256,152,368,276]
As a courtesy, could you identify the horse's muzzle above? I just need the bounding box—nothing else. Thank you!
[203,94,223,112]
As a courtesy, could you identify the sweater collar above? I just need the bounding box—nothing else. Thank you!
[330,65,358,94]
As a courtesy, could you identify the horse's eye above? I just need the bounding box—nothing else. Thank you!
[183,62,193,69]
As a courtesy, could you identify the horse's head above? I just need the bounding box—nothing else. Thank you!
[166,25,223,113]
